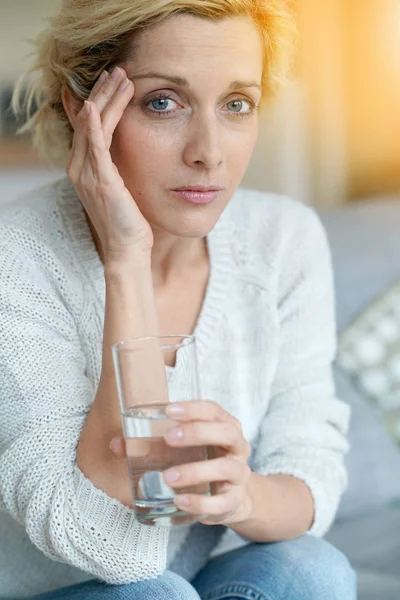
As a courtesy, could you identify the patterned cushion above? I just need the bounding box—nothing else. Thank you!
[337,279,400,446]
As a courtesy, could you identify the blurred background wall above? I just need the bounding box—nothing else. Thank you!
[300,0,400,205]
[343,0,400,200]
[0,0,399,206]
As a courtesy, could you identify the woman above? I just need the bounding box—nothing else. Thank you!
[0,0,356,598]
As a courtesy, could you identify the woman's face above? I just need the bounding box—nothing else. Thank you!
[112,14,264,239]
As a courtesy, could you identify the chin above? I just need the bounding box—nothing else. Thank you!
[163,221,216,239]
[151,212,220,239]
[145,197,227,239]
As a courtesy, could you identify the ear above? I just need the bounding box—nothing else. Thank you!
[61,85,84,131]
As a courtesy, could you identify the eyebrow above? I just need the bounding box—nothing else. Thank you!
[129,72,262,92]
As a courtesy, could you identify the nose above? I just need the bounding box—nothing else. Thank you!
[182,111,223,170]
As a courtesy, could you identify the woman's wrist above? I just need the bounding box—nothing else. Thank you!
[102,247,160,348]
[228,473,314,542]
[104,246,152,280]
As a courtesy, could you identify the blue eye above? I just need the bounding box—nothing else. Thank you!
[226,99,256,117]
[146,95,178,115]
[150,97,174,111]
[144,94,257,118]
[227,100,244,113]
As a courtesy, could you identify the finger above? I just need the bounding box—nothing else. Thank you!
[68,101,90,174]
[101,78,134,148]
[91,66,127,114]
[69,71,130,175]
[68,69,113,170]
[109,436,126,457]
[85,101,114,173]
[174,490,237,518]
[165,400,236,424]
[68,69,115,173]
[109,436,154,459]
[164,421,247,456]
[163,457,247,488]
[88,69,110,103]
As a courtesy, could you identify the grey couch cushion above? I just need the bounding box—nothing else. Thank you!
[333,367,400,520]
[356,571,400,600]
[319,197,400,331]
[326,504,400,599]
[318,198,400,521]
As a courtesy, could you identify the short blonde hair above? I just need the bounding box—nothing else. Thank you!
[12,0,297,167]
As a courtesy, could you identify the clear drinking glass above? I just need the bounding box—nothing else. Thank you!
[111,334,211,527]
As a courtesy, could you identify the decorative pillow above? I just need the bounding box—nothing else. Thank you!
[337,278,400,447]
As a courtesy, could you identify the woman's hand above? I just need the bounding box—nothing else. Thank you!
[66,67,154,263]
[110,401,253,526]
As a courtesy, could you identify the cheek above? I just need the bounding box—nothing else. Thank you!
[227,123,258,168]
[110,120,177,177]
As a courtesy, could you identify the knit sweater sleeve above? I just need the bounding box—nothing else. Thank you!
[250,204,350,537]
[0,226,168,583]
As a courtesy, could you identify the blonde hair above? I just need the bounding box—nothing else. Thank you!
[12,0,297,167]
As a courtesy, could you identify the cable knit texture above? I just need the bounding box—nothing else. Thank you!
[0,178,350,598]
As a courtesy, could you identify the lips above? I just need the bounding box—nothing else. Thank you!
[170,187,222,205]
[172,186,223,193]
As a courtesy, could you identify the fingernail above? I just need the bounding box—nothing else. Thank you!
[166,403,185,416]
[84,100,91,115]
[109,438,119,452]
[166,427,184,441]
[163,469,180,483]
[118,78,129,93]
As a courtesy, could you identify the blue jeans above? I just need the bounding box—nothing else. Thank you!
[28,535,357,599]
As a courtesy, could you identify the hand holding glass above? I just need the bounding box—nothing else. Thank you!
[112,335,210,526]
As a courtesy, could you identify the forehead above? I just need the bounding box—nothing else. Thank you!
[126,14,263,83]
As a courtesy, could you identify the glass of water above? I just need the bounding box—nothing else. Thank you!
[111,335,210,527]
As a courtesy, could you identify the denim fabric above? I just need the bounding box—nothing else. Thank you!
[26,571,200,600]
[24,535,356,599]
[191,536,357,600]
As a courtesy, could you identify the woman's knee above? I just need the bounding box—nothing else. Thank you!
[37,571,200,600]
[151,571,201,600]
[192,537,356,600]
[294,536,357,600]
[277,536,357,600]
[111,571,200,600]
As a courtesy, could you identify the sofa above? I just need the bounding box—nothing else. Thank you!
[319,198,400,599]
[1,171,400,598]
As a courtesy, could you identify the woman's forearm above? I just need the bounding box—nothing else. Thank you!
[229,473,315,542]
[76,252,166,507]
